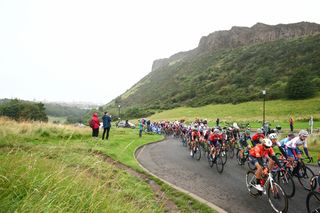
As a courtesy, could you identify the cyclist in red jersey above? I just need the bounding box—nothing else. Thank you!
[190,126,200,156]
[207,128,223,159]
[251,128,265,147]
[249,138,282,191]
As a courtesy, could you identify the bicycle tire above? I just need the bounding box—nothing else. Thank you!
[228,145,235,158]
[267,181,288,213]
[194,145,201,161]
[298,166,315,191]
[306,190,320,213]
[310,175,319,191]
[236,149,242,165]
[208,154,214,168]
[245,171,260,197]
[216,156,224,173]
[220,150,228,165]
[276,170,295,198]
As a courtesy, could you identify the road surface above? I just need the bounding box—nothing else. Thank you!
[136,138,317,213]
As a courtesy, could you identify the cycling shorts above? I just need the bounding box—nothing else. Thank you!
[286,147,302,158]
[208,140,220,147]
[248,155,258,165]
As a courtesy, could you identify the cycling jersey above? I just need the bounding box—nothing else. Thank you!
[278,137,290,147]
[209,133,222,142]
[286,136,307,149]
[191,131,201,141]
[249,144,275,158]
[251,133,265,146]
[239,134,251,148]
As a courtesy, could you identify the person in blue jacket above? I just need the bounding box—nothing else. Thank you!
[102,112,112,140]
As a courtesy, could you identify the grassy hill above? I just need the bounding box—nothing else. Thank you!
[148,95,320,128]
[110,34,320,118]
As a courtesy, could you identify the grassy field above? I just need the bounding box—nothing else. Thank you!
[149,96,320,129]
[0,118,215,213]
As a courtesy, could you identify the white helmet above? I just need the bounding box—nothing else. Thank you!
[299,129,309,137]
[257,128,263,134]
[269,133,278,140]
[262,138,272,148]
[213,128,220,134]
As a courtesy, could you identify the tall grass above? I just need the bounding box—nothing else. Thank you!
[0,118,216,212]
[0,118,163,212]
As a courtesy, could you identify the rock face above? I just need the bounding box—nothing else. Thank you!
[198,22,320,52]
[152,22,320,71]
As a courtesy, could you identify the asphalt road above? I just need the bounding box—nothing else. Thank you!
[136,137,318,213]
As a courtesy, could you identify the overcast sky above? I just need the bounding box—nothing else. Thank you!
[1,0,319,105]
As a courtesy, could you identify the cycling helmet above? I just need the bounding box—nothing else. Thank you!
[245,129,251,135]
[233,122,240,130]
[213,128,220,134]
[269,133,278,140]
[262,138,272,148]
[257,128,263,134]
[299,129,308,137]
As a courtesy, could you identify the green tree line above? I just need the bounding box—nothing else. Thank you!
[0,99,48,122]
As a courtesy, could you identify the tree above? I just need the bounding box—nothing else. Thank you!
[285,69,316,99]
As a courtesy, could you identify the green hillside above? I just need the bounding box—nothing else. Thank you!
[112,34,320,117]
[148,95,320,127]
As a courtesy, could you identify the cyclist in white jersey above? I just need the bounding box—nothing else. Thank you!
[285,129,311,177]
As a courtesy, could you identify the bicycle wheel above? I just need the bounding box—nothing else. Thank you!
[310,175,319,191]
[306,191,320,213]
[267,181,288,213]
[216,155,224,173]
[228,144,235,158]
[194,145,201,161]
[245,171,260,197]
[236,149,242,165]
[208,154,214,168]
[298,166,315,191]
[276,170,295,198]
[220,149,228,165]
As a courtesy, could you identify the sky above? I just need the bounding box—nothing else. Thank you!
[1,0,320,105]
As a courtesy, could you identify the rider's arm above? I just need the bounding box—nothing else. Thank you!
[303,147,310,158]
[271,155,282,168]
[278,146,288,159]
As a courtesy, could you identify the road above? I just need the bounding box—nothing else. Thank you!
[136,137,317,213]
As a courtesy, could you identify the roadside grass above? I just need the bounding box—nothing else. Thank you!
[149,96,320,128]
[0,118,216,213]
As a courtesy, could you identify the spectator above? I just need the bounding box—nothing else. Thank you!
[309,116,314,134]
[138,119,143,137]
[216,118,220,127]
[90,112,100,139]
[102,112,112,140]
[147,119,151,132]
[289,116,294,132]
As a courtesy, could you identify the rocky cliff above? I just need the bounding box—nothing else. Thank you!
[152,22,320,71]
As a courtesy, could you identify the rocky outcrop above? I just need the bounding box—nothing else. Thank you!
[197,22,320,52]
[152,22,320,71]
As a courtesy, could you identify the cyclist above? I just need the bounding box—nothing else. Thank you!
[208,128,223,159]
[251,128,265,147]
[269,133,288,159]
[238,129,252,165]
[275,133,295,159]
[285,129,311,177]
[249,138,282,191]
[190,125,200,156]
